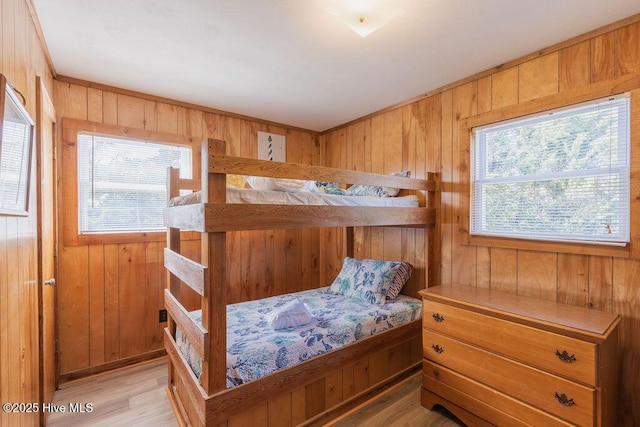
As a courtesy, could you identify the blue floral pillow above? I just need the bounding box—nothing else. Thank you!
[328,257,401,304]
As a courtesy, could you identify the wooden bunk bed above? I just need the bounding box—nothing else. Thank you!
[163,138,438,426]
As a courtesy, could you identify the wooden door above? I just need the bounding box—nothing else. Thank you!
[36,77,57,424]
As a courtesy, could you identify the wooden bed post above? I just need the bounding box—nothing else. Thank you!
[200,138,228,395]
[166,167,181,388]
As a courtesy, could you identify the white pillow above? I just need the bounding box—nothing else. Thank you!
[266,299,313,330]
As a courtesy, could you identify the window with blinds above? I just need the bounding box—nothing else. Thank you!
[471,94,630,245]
[77,133,192,234]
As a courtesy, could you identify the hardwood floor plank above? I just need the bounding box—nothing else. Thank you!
[46,358,462,426]
[46,358,177,427]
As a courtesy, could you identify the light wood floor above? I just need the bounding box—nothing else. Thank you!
[46,357,464,426]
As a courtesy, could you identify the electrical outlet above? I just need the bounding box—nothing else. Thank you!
[159,309,168,323]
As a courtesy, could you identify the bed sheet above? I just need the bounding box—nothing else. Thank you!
[169,187,419,207]
[175,287,422,388]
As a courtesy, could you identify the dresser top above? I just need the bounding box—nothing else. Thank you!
[420,285,620,341]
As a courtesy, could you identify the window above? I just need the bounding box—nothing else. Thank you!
[77,133,192,234]
[471,94,630,245]
[0,74,34,215]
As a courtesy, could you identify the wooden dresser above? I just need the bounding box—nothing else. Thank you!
[420,285,620,427]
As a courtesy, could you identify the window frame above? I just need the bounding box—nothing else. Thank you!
[461,83,640,259]
[470,94,630,246]
[61,118,200,246]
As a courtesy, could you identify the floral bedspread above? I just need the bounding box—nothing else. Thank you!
[174,287,422,388]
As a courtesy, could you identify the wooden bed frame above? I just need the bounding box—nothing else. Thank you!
[163,138,437,426]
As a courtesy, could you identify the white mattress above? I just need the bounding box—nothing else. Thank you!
[170,188,419,207]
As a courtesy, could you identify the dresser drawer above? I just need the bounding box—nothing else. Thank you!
[423,330,595,426]
[423,300,597,385]
[422,360,573,427]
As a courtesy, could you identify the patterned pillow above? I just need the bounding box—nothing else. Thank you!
[304,181,339,193]
[345,170,411,198]
[328,257,401,304]
[386,262,413,300]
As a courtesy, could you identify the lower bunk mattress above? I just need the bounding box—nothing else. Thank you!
[174,287,422,388]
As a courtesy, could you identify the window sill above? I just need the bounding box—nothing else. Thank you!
[468,234,631,258]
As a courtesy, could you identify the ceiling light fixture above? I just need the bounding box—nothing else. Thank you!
[324,0,405,38]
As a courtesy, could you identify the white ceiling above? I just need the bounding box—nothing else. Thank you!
[33,0,640,132]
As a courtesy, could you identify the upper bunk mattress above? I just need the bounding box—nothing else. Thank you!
[169,187,419,207]
[175,286,422,388]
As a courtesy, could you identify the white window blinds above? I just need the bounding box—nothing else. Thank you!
[471,94,630,245]
[0,99,31,212]
[77,133,192,234]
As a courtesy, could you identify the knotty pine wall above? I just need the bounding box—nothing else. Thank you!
[0,0,55,425]
[322,15,640,425]
[53,80,321,378]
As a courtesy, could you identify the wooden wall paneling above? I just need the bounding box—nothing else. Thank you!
[475,78,491,289]
[102,91,118,125]
[440,90,453,285]
[591,32,616,83]
[516,250,557,301]
[283,127,302,294]
[87,87,103,122]
[477,76,492,114]
[369,115,385,262]
[242,122,267,301]
[14,0,27,93]
[6,219,22,416]
[402,103,421,295]
[612,257,640,426]
[144,241,162,352]
[588,256,613,312]
[615,22,640,77]
[118,243,147,359]
[557,253,589,306]
[518,53,559,102]
[299,131,318,291]
[88,245,106,366]
[143,99,156,131]
[156,102,177,133]
[559,40,591,91]
[178,107,203,139]
[117,94,146,128]
[491,66,519,110]
[221,115,243,302]
[2,0,15,81]
[0,219,7,427]
[451,82,477,286]
[54,81,87,119]
[58,245,90,374]
[425,95,442,287]
[104,244,120,362]
[497,250,526,292]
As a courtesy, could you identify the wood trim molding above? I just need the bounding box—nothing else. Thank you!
[59,118,200,246]
[460,75,640,258]
[56,75,321,135]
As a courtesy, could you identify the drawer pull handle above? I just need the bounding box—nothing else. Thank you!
[555,350,577,363]
[432,313,445,322]
[554,392,575,407]
[431,344,444,354]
